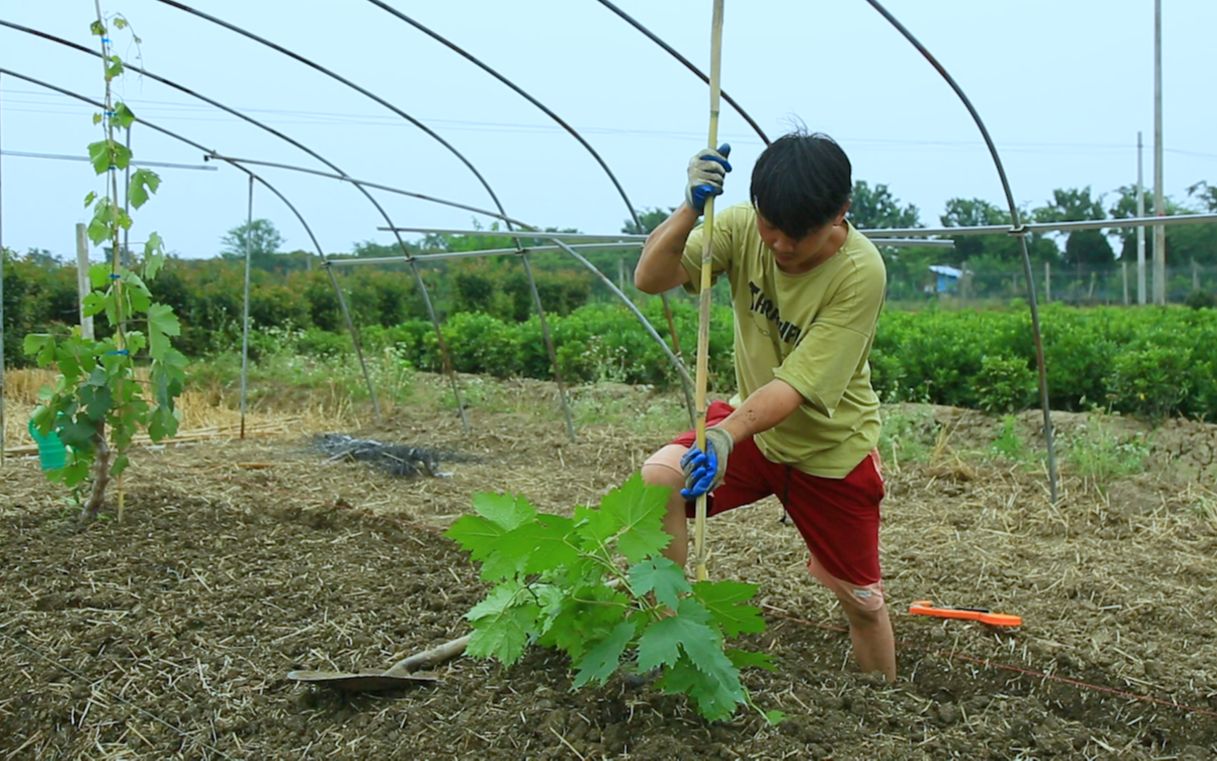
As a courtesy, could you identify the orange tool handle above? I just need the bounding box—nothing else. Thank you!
[909,600,1022,628]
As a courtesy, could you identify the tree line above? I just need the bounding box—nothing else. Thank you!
[5,178,1214,367]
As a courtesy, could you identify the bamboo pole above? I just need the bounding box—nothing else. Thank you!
[239,175,253,439]
[692,0,725,583]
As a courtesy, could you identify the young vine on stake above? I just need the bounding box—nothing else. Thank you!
[446,474,785,723]
[23,10,186,520]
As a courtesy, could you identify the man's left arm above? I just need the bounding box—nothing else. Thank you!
[715,379,804,442]
[679,379,803,498]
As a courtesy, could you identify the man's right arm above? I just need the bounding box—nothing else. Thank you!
[634,204,698,293]
[636,144,732,293]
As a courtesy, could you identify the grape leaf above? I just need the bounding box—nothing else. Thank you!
[450,510,573,581]
[146,303,180,359]
[536,582,629,661]
[692,579,766,636]
[465,583,539,666]
[499,514,580,574]
[112,101,136,130]
[636,598,713,670]
[726,648,777,671]
[87,140,112,174]
[656,654,745,723]
[89,263,112,290]
[144,232,166,279]
[445,515,508,564]
[572,621,635,688]
[128,167,160,209]
[593,473,671,562]
[472,492,536,531]
[628,556,690,611]
[82,292,107,318]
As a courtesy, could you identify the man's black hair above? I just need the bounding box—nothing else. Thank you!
[750,131,852,240]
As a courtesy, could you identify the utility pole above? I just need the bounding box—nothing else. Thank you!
[1136,131,1146,305]
[1152,0,1166,305]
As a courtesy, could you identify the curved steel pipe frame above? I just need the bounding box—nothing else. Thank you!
[366,0,694,418]
[5,18,623,440]
[0,22,387,419]
[0,67,381,422]
[202,157,697,405]
[594,0,771,146]
[864,0,1059,502]
[197,156,534,230]
[147,1,493,431]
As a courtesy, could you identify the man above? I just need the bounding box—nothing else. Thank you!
[635,130,894,680]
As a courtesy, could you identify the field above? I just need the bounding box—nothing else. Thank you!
[3,372,1216,760]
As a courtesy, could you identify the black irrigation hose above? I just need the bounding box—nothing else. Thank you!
[365,0,695,420]
[593,0,771,146]
[0,67,382,420]
[863,0,1058,503]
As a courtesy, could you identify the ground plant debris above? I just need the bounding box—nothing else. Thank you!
[2,376,1216,759]
[314,433,472,478]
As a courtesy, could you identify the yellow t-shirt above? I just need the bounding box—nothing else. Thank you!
[681,203,886,478]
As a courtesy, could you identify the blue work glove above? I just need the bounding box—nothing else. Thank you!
[685,143,732,214]
[680,426,735,499]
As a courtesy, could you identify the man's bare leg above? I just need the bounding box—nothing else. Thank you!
[641,446,690,566]
[836,596,896,681]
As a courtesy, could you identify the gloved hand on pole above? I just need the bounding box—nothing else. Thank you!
[685,143,732,215]
[680,426,734,499]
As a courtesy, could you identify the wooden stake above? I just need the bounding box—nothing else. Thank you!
[693,0,725,583]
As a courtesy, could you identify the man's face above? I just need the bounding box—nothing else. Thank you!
[755,209,848,274]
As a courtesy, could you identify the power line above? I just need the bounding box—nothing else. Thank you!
[2,88,1214,156]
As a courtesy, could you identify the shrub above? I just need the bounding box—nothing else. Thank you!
[1184,289,1215,309]
[975,354,1036,413]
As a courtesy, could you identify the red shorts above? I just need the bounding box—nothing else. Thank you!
[670,401,885,590]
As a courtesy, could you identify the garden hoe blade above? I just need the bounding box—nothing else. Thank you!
[286,633,469,693]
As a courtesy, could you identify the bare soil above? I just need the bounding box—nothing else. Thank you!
[2,377,1216,760]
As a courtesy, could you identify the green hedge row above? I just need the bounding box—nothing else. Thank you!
[871,305,1217,421]
[354,299,737,391]
[286,302,1214,422]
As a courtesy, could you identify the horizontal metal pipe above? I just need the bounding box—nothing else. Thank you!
[1,148,216,170]
[327,241,643,267]
[865,213,1217,238]
[382,226,644,242]
[856,238,955,248]
[382,225,956,248]
[205,152,532,229]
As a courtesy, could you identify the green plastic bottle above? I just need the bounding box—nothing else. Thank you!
[28,411,68,471]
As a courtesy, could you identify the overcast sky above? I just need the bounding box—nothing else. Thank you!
[1,1,1214,259]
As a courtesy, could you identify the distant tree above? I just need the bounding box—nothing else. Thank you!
[939,197,1059,267]
[848,181,920,230]
[622,207,675,235]
[1188,180,1217,213]
[351,240,415,258]
[1034,187,1114,268]
[221,218,283,260]
[23,247,62,267]
[1108,184,1217,266]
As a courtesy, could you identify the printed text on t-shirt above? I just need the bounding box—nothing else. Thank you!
[747,281,802,345]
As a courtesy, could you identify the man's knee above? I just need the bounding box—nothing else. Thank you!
[642,444,688,488]
[839,596,887,627]
[809,556,885,615]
